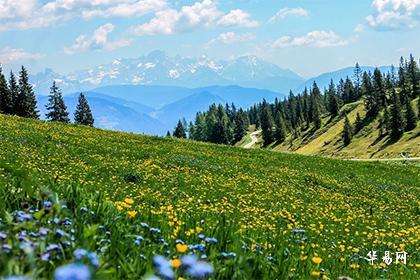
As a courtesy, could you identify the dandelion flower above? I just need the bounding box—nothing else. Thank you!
[312,256,322,265]
[176,244,188,253]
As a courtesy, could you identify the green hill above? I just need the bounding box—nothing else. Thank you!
[0,114,419,279]
[242,98,420,160]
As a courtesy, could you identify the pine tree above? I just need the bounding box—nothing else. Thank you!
[372,68,386,107]
[404,98,417,131]
[274,113,287,142]
[233,110,247,144]
[383,106,391,133]
[362,71,379,118]
[15,66,39,118]
[353,63,362,99]
[327,79,339,116]
[354,112,363,133]
[166,131,171,138]
[9,71,19,114]
[173,120,187,139]
[342,115,353,146]
[74,93,94,126]
[188,121,195,139]
[408,54,419,97]
[260,101,274,145]
[390,90,405,140]
[45,81,70,122]
[0,66,13,114]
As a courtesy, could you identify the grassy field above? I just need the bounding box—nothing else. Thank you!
[0,114,419,279]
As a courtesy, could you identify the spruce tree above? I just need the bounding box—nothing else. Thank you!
[15,66,39,118]
[354,112,363,134]
[342,115,353,146]
[74,93,94,126]
[404,98,417,131]
[372,68,386,107]
[274,113,287,142]
[0,66,13,114]
[383,106,391,133]
[166,131,171,138]
[260,101,274,145]
[45,81,70,122]
[353,63,362,99]
[233,110,247,144]
[173,120,187,139]
[408,54,419,97]
[390,90,405,140]
[327,79,339,116]
[9,71,19,114]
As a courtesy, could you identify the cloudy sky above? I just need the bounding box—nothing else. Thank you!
[1,0,419,78]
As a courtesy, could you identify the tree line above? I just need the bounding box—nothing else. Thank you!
[173,55,420,146]
[171,103,250,145]
[0,65,94,126]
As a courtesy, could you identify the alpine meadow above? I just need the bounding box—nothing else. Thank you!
[1,1,420,280]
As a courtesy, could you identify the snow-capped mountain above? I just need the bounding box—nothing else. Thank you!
[30,51,304,95]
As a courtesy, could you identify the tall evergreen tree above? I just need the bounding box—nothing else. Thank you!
[0,66,13,114]
[372,68,386,107]
[233,110,247,144]
[342,115,353,146]
[404,98,417,131]
[353,63,362,99]
[173,120,187,139]
[74,93,94,126]
[15,66,39,118]
[260,100,274,145]
[390,90,405,139]
[327,79,339,116]
[408,54,419,97]
[166,131,171,138]
[354,112,363,134]
[45,81,69,122]
[362,71,378,118]
[274,113,287,142]
[8,71,19,114]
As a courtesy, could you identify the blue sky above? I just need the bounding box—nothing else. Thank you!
[0,0,419,78]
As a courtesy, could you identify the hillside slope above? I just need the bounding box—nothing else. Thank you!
[244,99,420,159]
[0,114,418,279]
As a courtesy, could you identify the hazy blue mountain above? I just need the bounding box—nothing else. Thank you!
[89,85,195,108]
[152,91,226,127]
[192,86,282,109]
[30,51,304,94]
[37,95,168,135]
[298,66,394,91]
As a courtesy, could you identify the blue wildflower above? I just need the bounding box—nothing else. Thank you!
[152,256,174,280]
[54,263,91,280]
[186,261,214,279]
[87,252,99,267]
[73,249,88,260]
[44,201,53,208]
[41,253,51,261]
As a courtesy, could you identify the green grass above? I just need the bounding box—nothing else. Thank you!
[0,114,419,279]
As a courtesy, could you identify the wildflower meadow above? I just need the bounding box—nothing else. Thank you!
[0,114,418,279]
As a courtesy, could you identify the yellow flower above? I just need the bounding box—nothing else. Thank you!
[124,198,134,205]
[352,248,360,253]
[350,263,360,269]
[170,259,182,269]
[301,255,308,261]
[176,244,188,253]
[380,262,387,268]
[127,210,137,218]
[311,271,320,277]
[312,256,323,265]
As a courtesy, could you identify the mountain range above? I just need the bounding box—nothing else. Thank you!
[30,51,395,136]
[31,51,304,95]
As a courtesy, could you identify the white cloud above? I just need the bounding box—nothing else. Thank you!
[0,47,43,64]
[269,7,310,23]
[64,23,131,54]
[0,0,168,31]
[133,0,222,35]
[217,9,259,28]
[81,0,167,19]
[273,30,350,48]
[133,1,259,36]
[366,0,420,29]
[206,32,255,47]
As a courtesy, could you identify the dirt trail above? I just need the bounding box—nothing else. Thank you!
[244,131,260,149]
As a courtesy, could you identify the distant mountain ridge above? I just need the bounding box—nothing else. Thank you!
[30,51,304,95]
